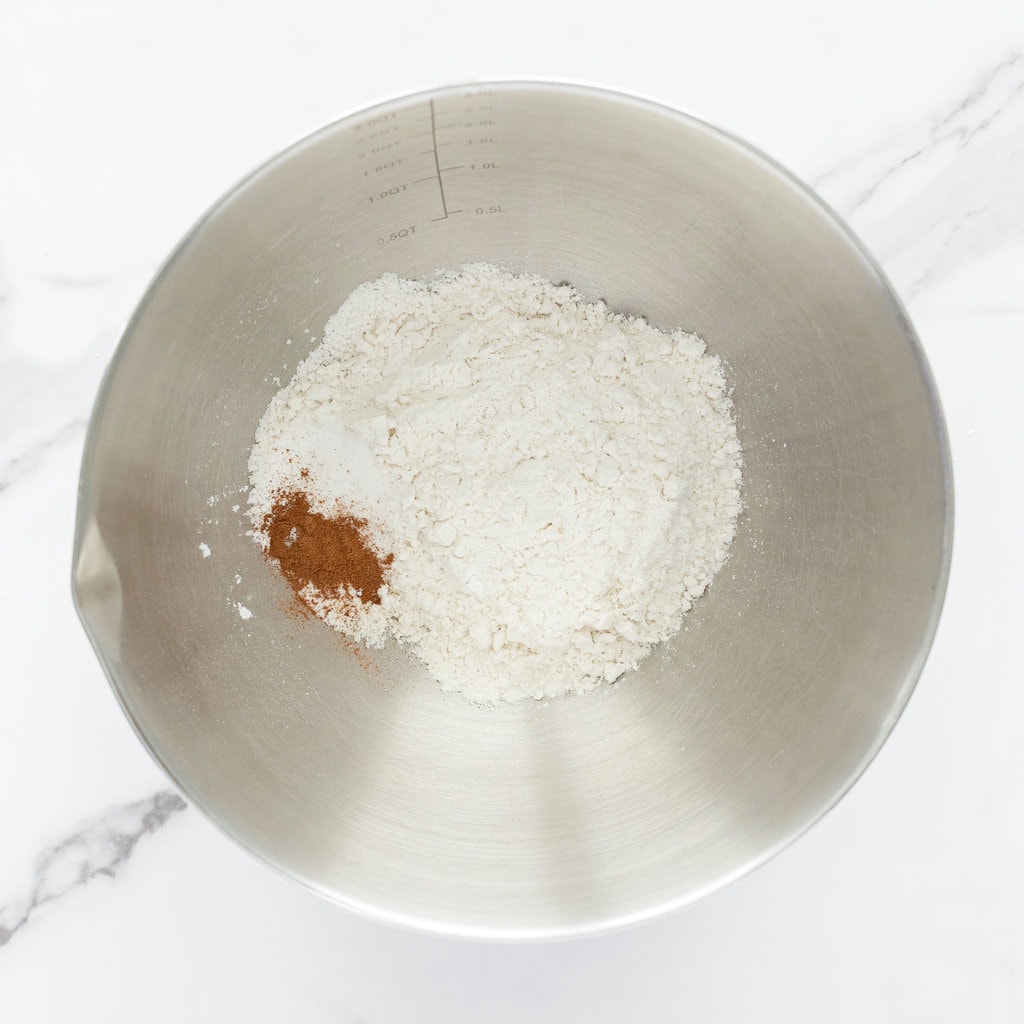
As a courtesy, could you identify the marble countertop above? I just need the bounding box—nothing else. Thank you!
[2,1,1022,1019]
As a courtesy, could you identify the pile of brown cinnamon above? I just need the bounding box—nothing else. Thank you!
[261,490,392,612]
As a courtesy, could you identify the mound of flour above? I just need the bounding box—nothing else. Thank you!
[249,264,741,703]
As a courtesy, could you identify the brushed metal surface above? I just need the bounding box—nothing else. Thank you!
[72,83,952,938]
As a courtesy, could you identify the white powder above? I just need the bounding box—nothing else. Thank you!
[248,264,741,704]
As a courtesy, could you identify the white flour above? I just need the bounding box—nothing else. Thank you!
[248,264,741,703]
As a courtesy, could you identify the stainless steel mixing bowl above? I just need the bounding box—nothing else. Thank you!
[73,82,952,938]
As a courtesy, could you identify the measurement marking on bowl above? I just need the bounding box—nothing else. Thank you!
[357,92,505,243]
[428,99,460,221]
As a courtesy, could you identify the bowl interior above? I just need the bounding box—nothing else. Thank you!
[74,83,951,937]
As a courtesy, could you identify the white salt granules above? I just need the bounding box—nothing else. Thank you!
[248,264,742,704]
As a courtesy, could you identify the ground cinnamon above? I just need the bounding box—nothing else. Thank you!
[261,490,393,610]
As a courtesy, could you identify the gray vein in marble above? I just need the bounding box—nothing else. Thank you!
[0,416,87,494]
[26,259,158,293]
[35,271,122,289]
[0,262,161,488]
[812,53,1024,301]
[814,53,1023,211]
[0,790,187,948]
